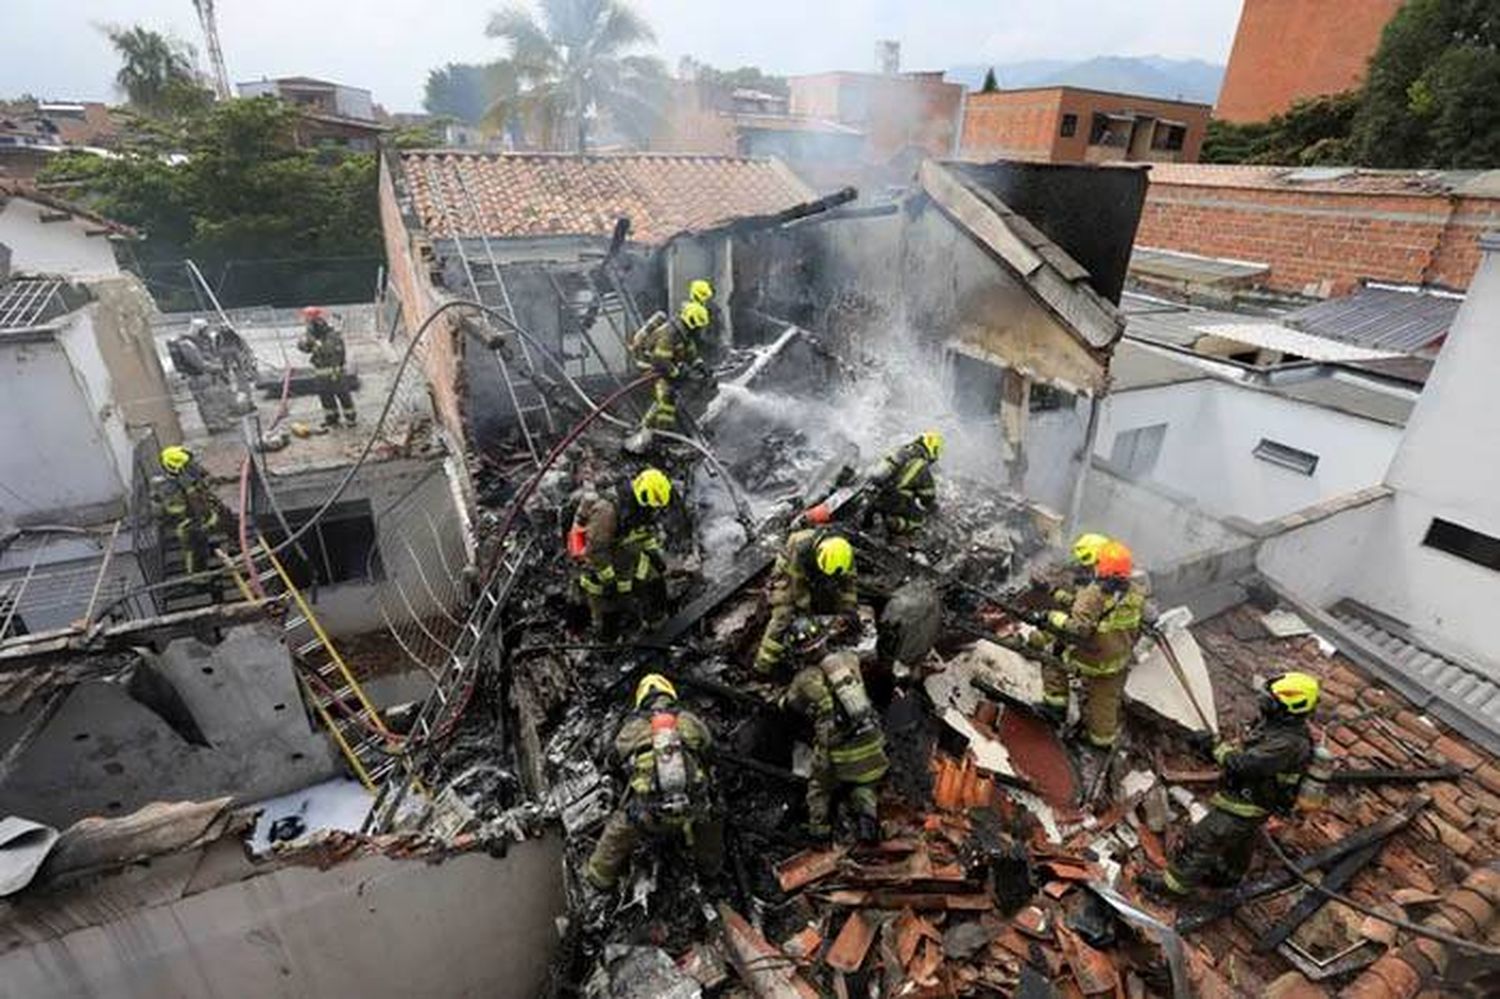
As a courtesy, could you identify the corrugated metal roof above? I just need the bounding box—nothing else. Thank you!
[1283,286,1462,353]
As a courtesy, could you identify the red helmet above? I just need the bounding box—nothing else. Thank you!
[302,306,325,321]
[1096,541,1133,579]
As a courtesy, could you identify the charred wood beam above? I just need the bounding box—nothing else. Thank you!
[1329,765,1463,784]
[1176,795,1429,933]
[643,543,776,646]
[1255,838,1385,953]
[0,600,270,663]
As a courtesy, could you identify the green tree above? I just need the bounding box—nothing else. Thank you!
[484,0,668,151]
[1352,0,1500,168]
[1202,92,1359,165]
[423,62,508,125]
[41,97,381,305]
[99,24,211,117]
[682,59,789,98]
[981,67,1000,93]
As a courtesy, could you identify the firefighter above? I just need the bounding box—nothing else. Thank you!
[571,468,672,636]
[1030,532,1112,721]
[631,280,714,431]
[782,624,889,842]
[584,674,724,890]
[754,529,858,675]
[153,445,223,577]
[863,431,943,535]
[297,307,356,427]
[1038,540,1146,749]
[1139,672,1318,898]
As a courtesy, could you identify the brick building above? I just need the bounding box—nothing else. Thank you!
[788,70,964,164]
[1216,0,1404,123]
[1135,164,1500,296]
[960,87,1210,164]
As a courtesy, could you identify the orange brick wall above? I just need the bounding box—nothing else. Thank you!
[959,91,1063,160]
[960,89,1210,164]
[1136,180,1500,294]
[1216,0,1404,123]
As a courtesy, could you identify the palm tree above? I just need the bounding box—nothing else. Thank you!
[100,25,202,116]
[484,0,667,152]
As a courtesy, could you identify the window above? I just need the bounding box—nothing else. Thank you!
[1089,113,1129,147]
[1029,383,1075,413]
[1422,519,1500,573]
[1253,438,1319,475]
[260,500,383,588]
[1109,424,1166,479]
[1060,113,1078,138]
[1152,123,1186,151]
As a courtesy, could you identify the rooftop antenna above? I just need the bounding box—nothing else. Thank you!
[192,0,231,100]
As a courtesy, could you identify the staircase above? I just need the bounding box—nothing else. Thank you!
[1328,600,1500,754]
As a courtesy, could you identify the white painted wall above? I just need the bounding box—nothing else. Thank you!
[0,313,131,524]
[0,197,120,279]
[1095,380,1402,525]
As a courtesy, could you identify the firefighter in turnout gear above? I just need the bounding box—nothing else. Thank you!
[570,468,672,636]
[1031,532,1112,721]
[864,431,943,535]
[152,446,224,577]
[784,637,890,842]
[630,281,714,431]
[584,674,724,890]
[1038,540,1146,749]
[755,530,858,675]
[298,307,356,427]
[1139,672,1318,898]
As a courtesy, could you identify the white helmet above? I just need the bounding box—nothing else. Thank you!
[188,318,209,334]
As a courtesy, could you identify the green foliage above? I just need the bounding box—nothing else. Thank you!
[99,24,212,117]
[40,97,381,268]
[484,0,668,151]
[1203,92,1359,165]
[423,62,508,125]
[981,67,1000,93]
[1352,0,1500,168]
[686,61,789,98]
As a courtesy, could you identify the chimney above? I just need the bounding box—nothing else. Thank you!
[876,40,900,75]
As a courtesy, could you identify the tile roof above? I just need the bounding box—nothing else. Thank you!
[0,180,138,238]
[1146,163,1500,197]
[399,151,818,244]
[1284,286,1462,354]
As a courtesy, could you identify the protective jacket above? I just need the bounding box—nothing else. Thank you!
[788,652,888,786]
[771,529,858,616]
[155,463,220,528]
[1053,578,1147,676]
[631,313,701,378]
[1209,715,1313,819]
[868,440,937,527]
[298,322,346,373]
[572,483,666,598]
[614,707,714,819]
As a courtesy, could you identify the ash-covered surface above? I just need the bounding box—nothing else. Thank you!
[387,299,1500,999]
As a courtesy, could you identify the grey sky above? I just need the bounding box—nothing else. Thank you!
[3,0,1243,112]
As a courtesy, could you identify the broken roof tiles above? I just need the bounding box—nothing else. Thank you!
[399,150,817,245]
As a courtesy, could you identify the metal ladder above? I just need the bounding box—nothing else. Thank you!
[260,540,397,790]
[420,158,556,466]
[365,537,536,832]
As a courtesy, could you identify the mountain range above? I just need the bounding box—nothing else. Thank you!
[948,56,1225,105]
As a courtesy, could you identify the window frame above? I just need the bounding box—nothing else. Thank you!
[1422,518,1500,573]
[1252,438,1319,475]
[1060,113,1078,138]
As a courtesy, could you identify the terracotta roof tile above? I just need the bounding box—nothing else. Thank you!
[399,150,817,244]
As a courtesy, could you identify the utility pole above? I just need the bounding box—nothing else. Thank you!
[192,0,231,101]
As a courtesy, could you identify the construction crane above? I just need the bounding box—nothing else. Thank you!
[192,0,231,101]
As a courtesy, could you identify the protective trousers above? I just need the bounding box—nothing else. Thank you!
[315,366,356,426]
[1041,660,1128,748]
[584,806,725,889]
[1164,806,1265,893]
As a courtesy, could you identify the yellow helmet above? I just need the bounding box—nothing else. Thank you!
[632,467,672,508]
[634,673,678,709]
[688,279,714,304]
[160,445,192,474]
[920,430,944,460]
[1071,532,1111,567]
[1267,672,1320,715]
[815,535,854,577]
[679,301,711,331]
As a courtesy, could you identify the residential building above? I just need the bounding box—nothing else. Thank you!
[1134,164,1500,296]
[236,76,386,151]
[960,87,1211,164]
[788,69,965,165]
[1216,0,1404,123]
[0,100,123,182]
[0,182,135,280]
